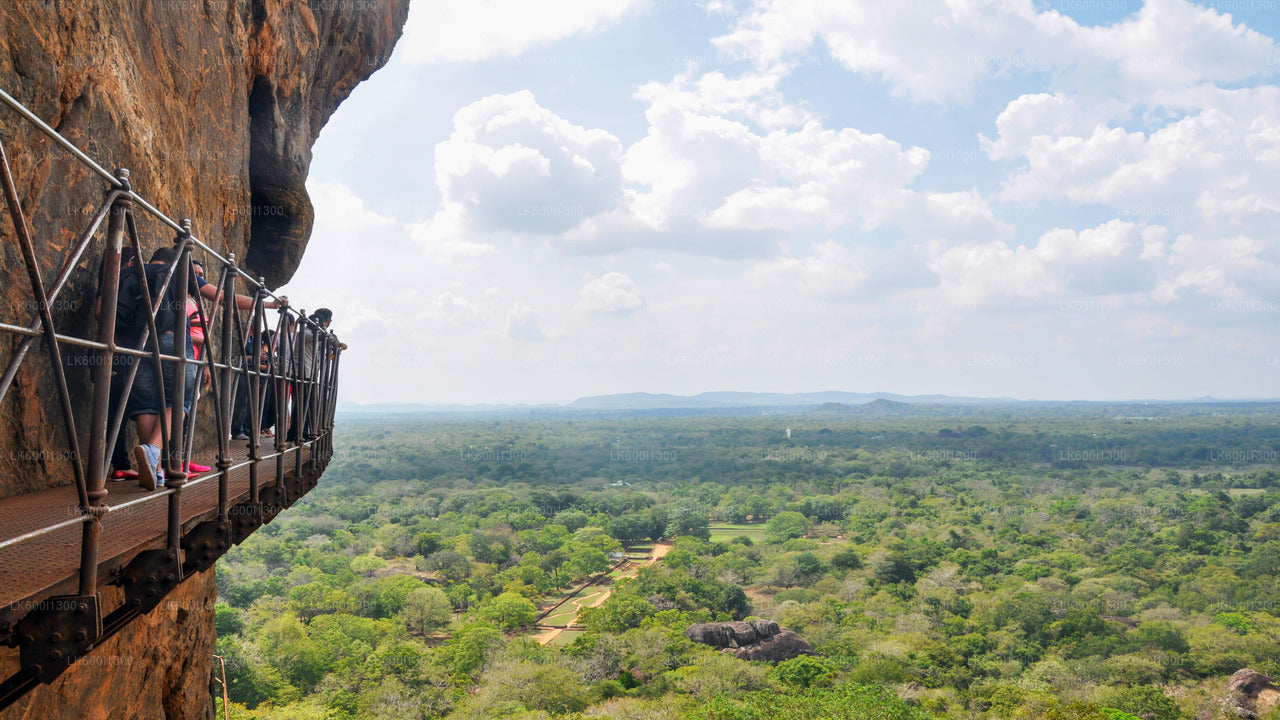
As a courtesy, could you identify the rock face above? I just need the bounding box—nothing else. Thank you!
[1229,669,1280,719]
[686,619,814,662]
[0,570,218,720]
[0,0,408,498]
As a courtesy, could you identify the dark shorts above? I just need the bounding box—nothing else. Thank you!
[127,332,197,419]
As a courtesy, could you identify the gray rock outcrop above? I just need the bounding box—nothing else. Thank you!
[686,619,813,662]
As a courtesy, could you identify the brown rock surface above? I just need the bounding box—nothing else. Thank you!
[0,0,408,498]
[1229,668,1280,719]
[0,569,218,720]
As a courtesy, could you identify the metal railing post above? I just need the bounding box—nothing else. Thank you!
[78,182,131,594]
[165,228,192,551]
[216,255,238,519]
[247,281,266,504]
[292,309,306,478]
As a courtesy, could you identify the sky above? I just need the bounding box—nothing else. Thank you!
[281,0,1280,405]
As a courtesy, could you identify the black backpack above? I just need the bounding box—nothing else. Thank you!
[115,264,183,346]
[114,267,147,347]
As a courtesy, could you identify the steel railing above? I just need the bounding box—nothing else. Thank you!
[0,84,343,700]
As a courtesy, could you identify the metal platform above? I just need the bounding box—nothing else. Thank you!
[0,438,314,625]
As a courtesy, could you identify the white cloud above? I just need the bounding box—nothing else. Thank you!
[306,181,397,234]
[992,87,1280,236]
[714,0,1277,104]
[425,91,624,247]
[504,302,549,342]
[400,0,646,64]
[431,292,485,329]
[748,240,868,297]
[576,272,646,314]
[927,219,1158,305]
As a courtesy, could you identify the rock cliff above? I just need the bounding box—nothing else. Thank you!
[0,570,217,720]
[0,0,408,498]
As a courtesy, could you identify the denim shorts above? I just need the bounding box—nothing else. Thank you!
[127,332,198,419]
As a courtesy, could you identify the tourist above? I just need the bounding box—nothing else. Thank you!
[123,246,285,489]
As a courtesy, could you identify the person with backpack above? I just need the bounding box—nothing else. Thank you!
[117,245,286,489]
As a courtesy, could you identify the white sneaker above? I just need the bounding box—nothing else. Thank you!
[134,446,156,491]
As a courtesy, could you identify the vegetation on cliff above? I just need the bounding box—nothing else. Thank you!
[216,411,1280,719]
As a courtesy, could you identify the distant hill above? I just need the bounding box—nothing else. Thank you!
[336,394,1280,420]
[566,391,1006,410]
[807,399,920,417]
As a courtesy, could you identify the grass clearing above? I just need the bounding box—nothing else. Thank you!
[708,524,768,543]
[549,629,584,646]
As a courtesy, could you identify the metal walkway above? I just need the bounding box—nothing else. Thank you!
[0,440,314,617]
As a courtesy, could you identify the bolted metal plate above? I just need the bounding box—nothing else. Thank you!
[181,520,229,576]
[15,594,101,685]
[119,549,181,615]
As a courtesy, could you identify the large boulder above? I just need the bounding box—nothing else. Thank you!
[686,619,812,662]
[732,629,814,662]
[1229,669,1280,719]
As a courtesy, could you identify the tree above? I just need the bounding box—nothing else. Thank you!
[423,549,471,583]
[358,575,430,618]
[401,586,452,634]
[455,658,590,717]
[770,656,835,688]
[553,509,591,532]
[666,502,710,540]
[831,546,862,570]
[567,545,610,580]
[475,591,537,632]
[581,595,656,632]
[794,552,826,582]
[444,622,504,680]
[350,553,386,576]
[214,603,244,637]
[413,530,442,556]
[766,511,811,543]
[609,513,652,542]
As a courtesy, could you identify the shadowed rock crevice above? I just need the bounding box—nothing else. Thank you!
[244,73,313,288]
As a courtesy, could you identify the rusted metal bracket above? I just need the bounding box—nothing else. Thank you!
[259,485,287,523]
[228,501,264,545]
[119,549,181,615]
[13,594,101,685]
[181,520,229,576]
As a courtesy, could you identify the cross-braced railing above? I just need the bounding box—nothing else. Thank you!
[0,86,343,704]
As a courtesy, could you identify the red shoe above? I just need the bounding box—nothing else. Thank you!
[110,469,139,481]
[186,462,211,473]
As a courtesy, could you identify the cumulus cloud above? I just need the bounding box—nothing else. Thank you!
[432,91,624,237]
[576,272,646,314]
[713,0,1277,104]
[748,241,868,297]
[927,219,1160,305]
[400,0,646,64]
[994,87,1280,224]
